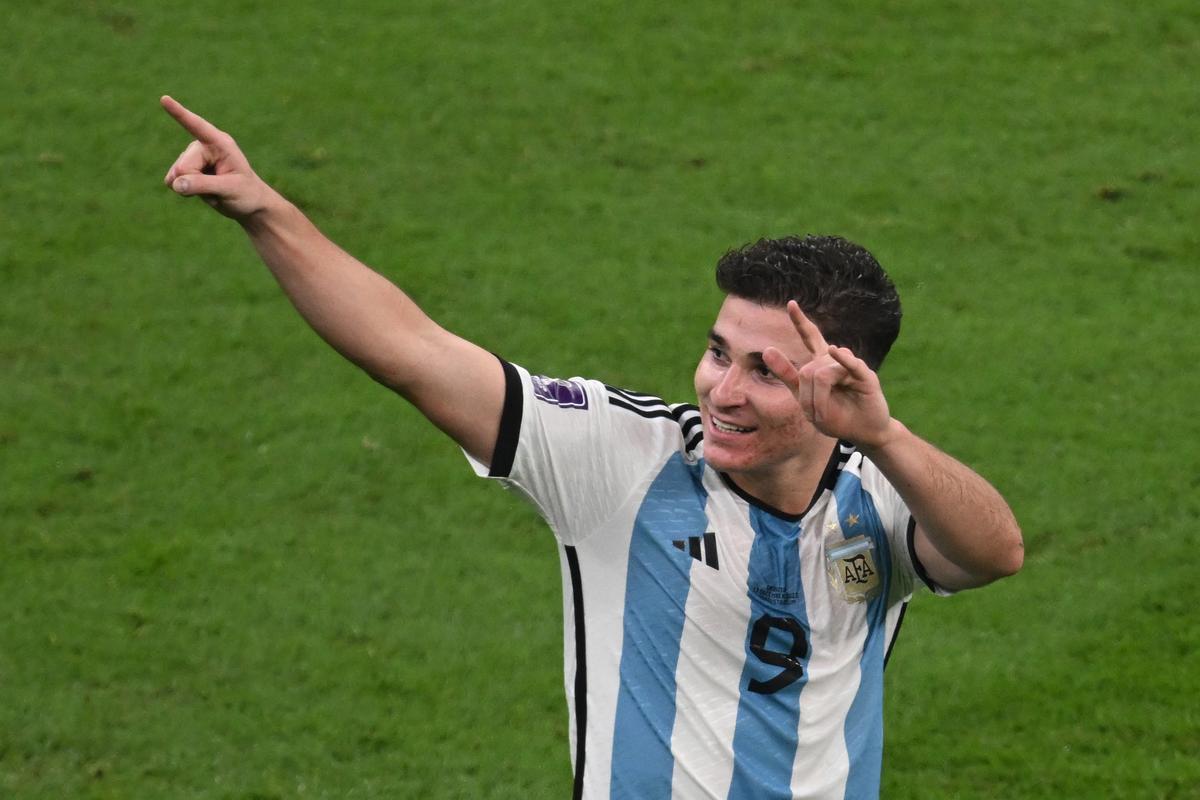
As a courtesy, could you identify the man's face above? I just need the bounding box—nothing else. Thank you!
[693,296,826,480]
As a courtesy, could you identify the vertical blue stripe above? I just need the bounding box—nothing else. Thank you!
[727,507,810,800]
[833,472,893,800]
[610,453,708,799]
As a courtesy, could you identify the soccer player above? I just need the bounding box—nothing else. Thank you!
[161,95,1023,800]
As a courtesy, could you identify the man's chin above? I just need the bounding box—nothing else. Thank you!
[702,445,749,474]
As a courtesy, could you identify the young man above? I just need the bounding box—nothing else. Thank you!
[161,96,1022,800]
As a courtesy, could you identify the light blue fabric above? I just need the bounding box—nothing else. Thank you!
[610,454,709,799]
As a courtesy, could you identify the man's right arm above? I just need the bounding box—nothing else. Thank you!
[160,96,505,465]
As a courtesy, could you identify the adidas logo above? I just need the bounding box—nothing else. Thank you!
[673,532,719,570]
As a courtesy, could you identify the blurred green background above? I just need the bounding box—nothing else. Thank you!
[2,1,1197,797]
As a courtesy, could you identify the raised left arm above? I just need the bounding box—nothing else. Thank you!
[763,300,1023,591]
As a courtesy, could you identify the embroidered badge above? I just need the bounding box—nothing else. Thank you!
[825,535,881,603]
[531,375,589,409]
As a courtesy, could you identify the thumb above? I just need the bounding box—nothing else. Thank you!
[171,173,233,197]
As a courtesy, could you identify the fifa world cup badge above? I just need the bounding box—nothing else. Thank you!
[825,535,881,603]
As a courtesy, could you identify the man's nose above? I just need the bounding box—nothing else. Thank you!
[710,366,747,407]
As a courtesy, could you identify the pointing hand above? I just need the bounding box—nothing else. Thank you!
[160,95,274,220]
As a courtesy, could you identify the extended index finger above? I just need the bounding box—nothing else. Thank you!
[160,95,223,143]
[786,300,829,356]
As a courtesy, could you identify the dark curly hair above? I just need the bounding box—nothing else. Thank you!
[715,235,902,370]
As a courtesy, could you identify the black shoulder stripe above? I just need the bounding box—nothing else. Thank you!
[669,403,699,420]
[606,394,702,455]
[677,415,701,437]
[606,384,661,400]
[608,396,676,420]
[669,404,702,454]
[605,385,668,408]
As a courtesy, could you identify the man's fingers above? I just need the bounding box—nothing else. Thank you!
[808,358,851,426]
[159,96,263,219]
[164,140,207,187]
[762,347,800,387]
[828,346,873,383]
[786,300,828,356]
[810,369,833,424]
[160,95,224,144]
[170,172,232,198]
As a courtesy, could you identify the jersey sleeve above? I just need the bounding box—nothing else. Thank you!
[464,358,700,544]
[857,457,953,600]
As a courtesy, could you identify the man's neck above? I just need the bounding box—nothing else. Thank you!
[721,438,840,518]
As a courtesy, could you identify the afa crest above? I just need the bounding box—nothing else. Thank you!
[825,535,881,603]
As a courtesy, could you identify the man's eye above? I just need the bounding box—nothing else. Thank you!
[709,346,726,361]
[756,365,780,381]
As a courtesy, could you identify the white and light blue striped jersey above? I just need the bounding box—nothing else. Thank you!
[466,361,941,800]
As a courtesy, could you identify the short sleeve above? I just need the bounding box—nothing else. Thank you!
[465,359,701,544]
[857,457,954,599]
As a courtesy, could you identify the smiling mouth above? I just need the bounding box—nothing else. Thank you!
[711,417,754,434]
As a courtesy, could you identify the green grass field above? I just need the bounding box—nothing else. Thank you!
[3,1,1198,797]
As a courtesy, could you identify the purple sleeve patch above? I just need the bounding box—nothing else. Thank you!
[531,375,589,409]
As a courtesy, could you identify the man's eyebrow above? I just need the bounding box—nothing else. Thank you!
[707,329,768,364]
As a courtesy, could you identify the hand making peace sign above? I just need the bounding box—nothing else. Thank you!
[762,301,897,450]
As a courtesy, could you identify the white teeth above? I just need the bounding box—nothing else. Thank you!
[712,418,752,434]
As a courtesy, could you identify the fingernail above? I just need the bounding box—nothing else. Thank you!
[174,177,189,193]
